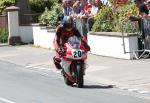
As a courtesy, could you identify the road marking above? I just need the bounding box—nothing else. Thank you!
[0,97,16,103]
[128,88,139,92]
[25,65,150,95]
[138,91,150,94]
[87,65,110,72]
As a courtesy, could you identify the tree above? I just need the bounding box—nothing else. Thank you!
[92,0,139,33]
[0,0,16,14]
[29,0,59,13]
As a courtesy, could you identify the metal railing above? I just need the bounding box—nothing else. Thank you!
[122,17,150,59]
[134,19,150,59]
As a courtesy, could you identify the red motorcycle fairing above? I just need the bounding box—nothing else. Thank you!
[63,42,87,61]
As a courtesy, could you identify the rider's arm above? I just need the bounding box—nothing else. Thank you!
[56,26,63,48]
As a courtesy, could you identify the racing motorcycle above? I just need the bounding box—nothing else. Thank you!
[61,36,88,88]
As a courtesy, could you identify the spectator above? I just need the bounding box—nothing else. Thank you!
[79,0,88,15]
[84,0,93,15]
[62,0,74,16]
[134,0,148,17]
[91,0,103,16]
[132,0,150,51]
[73,0,81,16]
[146,2,150,17]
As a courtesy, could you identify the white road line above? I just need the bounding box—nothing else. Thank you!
[87,66,110,72]
[138,91,150,94]
[0,97,16,103]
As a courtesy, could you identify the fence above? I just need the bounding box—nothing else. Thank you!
[0,15,8,29]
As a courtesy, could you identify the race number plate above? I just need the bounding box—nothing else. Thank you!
[72,49,82,59]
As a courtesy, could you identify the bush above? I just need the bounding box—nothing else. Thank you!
[29,0,56,13]
[0,28,8,43]
[92,2,139,33]
[39,2,63,27]
[0,0,16,14]
[92,5,115,32]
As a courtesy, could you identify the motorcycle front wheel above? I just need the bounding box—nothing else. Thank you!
[76,64,84,88]
[63,75,74,86]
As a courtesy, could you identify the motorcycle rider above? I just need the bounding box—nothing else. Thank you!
[53,15,90,70]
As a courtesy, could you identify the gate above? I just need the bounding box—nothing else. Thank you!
[0,15,8,29]
[0,14,8,43]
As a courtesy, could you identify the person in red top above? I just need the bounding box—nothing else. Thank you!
[53,16,90,70]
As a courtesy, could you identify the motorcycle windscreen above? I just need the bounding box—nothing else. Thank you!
[67,36,81,49]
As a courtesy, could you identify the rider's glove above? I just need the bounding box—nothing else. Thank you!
[56,48,65,57]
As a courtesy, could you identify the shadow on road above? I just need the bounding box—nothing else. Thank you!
[83,84,114,89]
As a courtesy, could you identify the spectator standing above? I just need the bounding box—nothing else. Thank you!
[63,0,74,16]
[134,0,148,17]
[91,0,103,16]
[73,0,81,16]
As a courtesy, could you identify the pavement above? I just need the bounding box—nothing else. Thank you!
[0,45,150,97]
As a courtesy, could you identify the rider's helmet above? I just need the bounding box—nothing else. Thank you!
[62,16,74,31]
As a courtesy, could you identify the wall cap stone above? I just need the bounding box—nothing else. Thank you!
[89,32,138,37]
[6,6,20,12]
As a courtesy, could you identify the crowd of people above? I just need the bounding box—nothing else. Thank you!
[53,0,150,69]
[58,0,103,36]
[131,0,150,51]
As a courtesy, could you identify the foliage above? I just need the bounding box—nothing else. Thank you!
[92,5,115,32]
[39,2,63,27]
[0,0,16,14]
[0,28,8,43]
[92,1,139,33]
[29,0,57,13]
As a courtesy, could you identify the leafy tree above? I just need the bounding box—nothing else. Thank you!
[39,2,63,27]
[92,0,139,33]
[0,0,16,14]
[29,0,59,13]
[0,28,8,43]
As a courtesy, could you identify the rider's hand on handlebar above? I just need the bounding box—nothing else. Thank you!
[56,48,66,57]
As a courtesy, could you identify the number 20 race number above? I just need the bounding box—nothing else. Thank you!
[73,50,82,59]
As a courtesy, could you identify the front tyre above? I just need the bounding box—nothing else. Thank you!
[76,64,84,88]
[63,76,74,86]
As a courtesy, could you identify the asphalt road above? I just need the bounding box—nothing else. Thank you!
[0,60,150,103]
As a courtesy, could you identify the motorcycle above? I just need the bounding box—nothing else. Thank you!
[61,36,88,88]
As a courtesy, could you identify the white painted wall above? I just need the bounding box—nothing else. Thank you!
[19,26,33,43]
[32,28,138,59]
[88,34,138,59]
[33,27,55,49]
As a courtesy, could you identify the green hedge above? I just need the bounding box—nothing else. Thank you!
[0,0,16,14]
[0,28,8,43]
[39,2,63,27]
[92,2,139,33]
